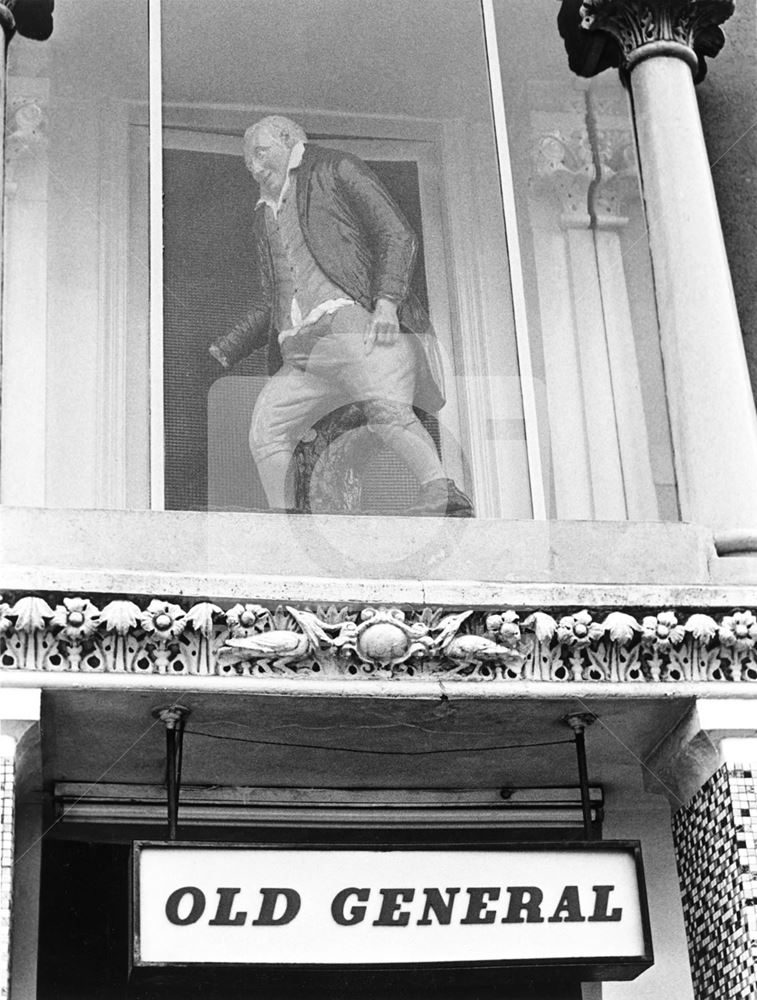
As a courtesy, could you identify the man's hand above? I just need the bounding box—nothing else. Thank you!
[364,298,400,354]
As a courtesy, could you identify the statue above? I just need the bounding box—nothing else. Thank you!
[210,115,473,517]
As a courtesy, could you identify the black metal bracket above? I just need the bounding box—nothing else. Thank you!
[152,705,190,841]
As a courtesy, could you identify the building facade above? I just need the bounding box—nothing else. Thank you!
[2,1,757,997]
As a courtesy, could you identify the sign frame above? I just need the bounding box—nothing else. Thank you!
[131,839,653,982]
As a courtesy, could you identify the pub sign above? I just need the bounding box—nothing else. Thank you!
[133,842,653,979]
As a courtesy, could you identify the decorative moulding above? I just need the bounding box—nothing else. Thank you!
[0,594,756,684]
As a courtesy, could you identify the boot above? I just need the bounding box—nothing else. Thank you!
[407,478,474,517]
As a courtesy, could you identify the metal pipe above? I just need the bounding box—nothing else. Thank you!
[154,705,190,842]
[564,713,596,840]
[574,727,593,840]
[166,725,178,841]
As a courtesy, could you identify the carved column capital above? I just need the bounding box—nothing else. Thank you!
[579,0,735,80]
[531,129,595,228]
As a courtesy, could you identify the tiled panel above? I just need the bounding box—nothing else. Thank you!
[674,764,757,999]
[0,756,14,1000]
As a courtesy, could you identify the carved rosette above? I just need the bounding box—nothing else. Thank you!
[579,0,735,78]
[1,593,757,684]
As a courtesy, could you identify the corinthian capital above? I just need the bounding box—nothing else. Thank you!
[577,0,735,80]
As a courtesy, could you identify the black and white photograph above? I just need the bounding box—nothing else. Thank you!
[1,0,757,998]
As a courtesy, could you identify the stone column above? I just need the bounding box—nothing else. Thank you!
[0,689,42,1000]
[578,0,757,533]
[645,699,757,998]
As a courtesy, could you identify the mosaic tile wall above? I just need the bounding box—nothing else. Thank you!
[673,764,757,999]
[0,752,14,1000]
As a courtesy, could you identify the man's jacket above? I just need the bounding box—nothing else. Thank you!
[211,143,446,413]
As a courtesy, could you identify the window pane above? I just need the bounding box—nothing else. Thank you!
[0,0,678,527]
[160,0,534,519]
[493,0,678,521]
[2,0,149,508]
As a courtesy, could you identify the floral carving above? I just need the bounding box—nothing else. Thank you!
[603,612,640,645]
[185,602,223,637]
[0,592,757,684]
[5,597,55,671]
[225,603,273,636]
[51,597,100,641]
[685,613,719,642]
[140,600,186,640]
[641,611,686,650]
[556,610,604,647]
[485,611,522,647]
[718,612,757,652]
[11,596,53,633]
[0,599,13,637]
[100,600,142,635]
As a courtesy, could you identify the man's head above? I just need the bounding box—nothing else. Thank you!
[243,116,307,200]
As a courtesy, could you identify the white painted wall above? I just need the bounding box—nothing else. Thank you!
[602,790,694,1000]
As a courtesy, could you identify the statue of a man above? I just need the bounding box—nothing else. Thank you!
[210,115,472,516]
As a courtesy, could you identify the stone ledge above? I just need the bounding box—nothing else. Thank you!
[0,507,714,586]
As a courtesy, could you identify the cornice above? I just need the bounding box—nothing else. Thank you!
[1,593,756,685]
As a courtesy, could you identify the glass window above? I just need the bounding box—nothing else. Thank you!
[157,0,533,518]
[1,0,677,524]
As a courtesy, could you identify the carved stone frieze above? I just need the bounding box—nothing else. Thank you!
[1,593,757,684]
[579,0,736,78]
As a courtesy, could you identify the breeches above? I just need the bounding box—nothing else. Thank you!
[250,303,419,460]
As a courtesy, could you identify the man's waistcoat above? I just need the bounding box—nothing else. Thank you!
[213,144,445,413]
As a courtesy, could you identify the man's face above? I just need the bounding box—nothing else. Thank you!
[244,126,291,200]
